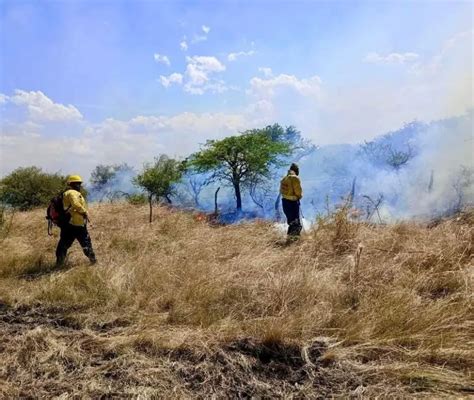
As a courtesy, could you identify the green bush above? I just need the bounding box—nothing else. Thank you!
[127,193,148,205]
[0,166,66,210]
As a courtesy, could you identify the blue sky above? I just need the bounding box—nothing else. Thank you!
[0,0,472,176]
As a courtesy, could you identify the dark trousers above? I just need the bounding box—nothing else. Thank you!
[56,224,96,265]
[282,198,302,236]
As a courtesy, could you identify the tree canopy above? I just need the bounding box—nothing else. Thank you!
[0,166,66,210]
[189,128,291,210]
[89,163,135,201]
[90,163,134,190]
[134,155,184,222]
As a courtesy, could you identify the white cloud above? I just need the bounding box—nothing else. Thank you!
[184,56,227,94]
[227,50,256,61]
[0,111,249,177]
[9,90,83,122]
[249,74,322,98]
[311,32,472,144]
[258,67,273,78]
[180,40,188,51]
[2,30,471,177]
[153,53,171,66]
[246,74,323,139]
[0,93,8,104]
[190,26,211,44]
[364,52,419,65]
[186,56,225,74]
[159,73,183,88]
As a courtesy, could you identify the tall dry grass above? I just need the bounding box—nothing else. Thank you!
[0,203,472,398]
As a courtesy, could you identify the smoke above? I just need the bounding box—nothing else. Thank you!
[86,112,473,223]
[87,166,139,202]
[380,112,474,218]
[299,111,474,221]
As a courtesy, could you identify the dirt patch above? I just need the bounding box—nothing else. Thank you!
[0,304,82,331]
[162,337,367,399]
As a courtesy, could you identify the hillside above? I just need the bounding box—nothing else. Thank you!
[0,203,473,398]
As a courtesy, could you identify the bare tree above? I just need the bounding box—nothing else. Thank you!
[185,173,210,207]
[360,141,415,172]
[248,178,274,212]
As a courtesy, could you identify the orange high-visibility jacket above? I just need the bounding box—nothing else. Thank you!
[280,171,303,201]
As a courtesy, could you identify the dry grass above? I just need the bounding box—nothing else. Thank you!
[0,203,472,398]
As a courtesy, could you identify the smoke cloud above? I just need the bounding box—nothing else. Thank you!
[89,112,473,223]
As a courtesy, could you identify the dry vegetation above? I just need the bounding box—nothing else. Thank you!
[0,203,473,399]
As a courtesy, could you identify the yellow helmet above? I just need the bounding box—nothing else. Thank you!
[67,175,83,184]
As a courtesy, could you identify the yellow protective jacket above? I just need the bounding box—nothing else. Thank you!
[280,171,303,201]
[63,189,88,226]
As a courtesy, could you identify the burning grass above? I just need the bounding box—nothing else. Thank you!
[0,203,473,398]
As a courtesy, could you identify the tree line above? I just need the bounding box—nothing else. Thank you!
[0,124,311,222]
[2,121,471,221]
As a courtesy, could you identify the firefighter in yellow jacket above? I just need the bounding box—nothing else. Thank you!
[56,175,97,266]
[280,163,303,237]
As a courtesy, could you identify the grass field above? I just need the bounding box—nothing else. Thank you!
[0,203,472,398]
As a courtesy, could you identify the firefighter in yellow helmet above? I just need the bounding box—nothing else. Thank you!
[280,163,303,238]
[56,175,97,266]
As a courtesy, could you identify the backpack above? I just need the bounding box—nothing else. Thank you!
[46,192,70,235]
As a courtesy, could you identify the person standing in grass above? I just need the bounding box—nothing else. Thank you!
[280,163,303,239]
[56,175,97,266]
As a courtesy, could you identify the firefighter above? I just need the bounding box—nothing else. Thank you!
[280,163,303,238]
[56,175,97,266]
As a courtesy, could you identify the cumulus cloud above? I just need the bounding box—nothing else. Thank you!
[364,52,419,65]
[184,56,227,94]
[202,25,210,34]
[227,50,255,61]
[159,73,183,88]
[0,93,8,104]
[249,74,322,98]
[153,53,171,66]
[0,89,252,176]
[9,90,83,122]
[258,67,273,78]
[244,74,324,138]
[0,111,249,177]
[2,29,471,178]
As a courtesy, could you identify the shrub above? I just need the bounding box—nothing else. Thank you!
[127,193,148,205]
[0,167,66,210]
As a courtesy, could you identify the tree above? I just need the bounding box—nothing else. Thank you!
[360,122,419,172]
[180,172,211,208]
[360,140,415,171]
[0,166,66,210]
[265,124,317,161]
[90,164,117,189]
[134,155,183,222]
[189,129,291,211]
[89,163,135,202]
